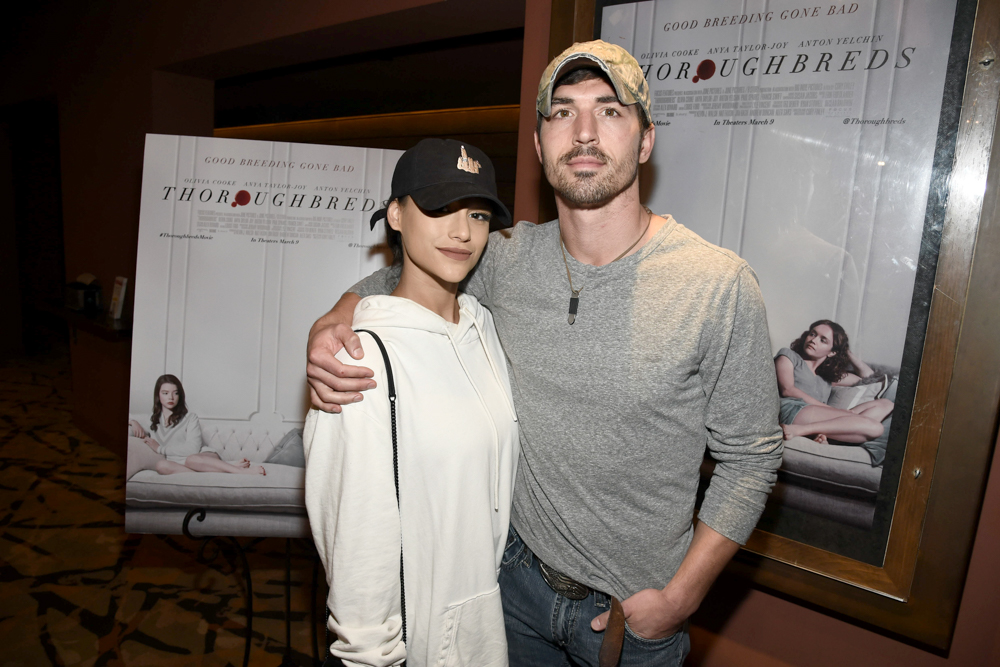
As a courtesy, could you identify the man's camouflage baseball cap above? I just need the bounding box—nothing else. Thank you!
[536,40,651,126]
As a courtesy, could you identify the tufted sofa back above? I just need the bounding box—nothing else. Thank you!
[201,424,283,462]
[129,414,300,463]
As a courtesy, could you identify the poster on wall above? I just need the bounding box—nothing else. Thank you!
[124,134,401,538]
[597,0,970,568]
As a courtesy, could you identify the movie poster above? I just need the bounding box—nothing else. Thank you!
[598,0,961,564]
[124,134,401,538]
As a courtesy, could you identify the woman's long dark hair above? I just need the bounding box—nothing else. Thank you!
[790,319,852,383]
[150,374,187,432]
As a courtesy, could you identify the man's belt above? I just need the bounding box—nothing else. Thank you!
[536,560,625,667]
[538,561,591,599]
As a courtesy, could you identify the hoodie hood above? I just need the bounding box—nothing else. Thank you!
[354,293,486,345]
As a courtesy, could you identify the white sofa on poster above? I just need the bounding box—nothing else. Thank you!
[124,414,309,538]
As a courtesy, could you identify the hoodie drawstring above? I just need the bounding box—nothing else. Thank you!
[447,313,517,512]
[444,328,500,510]
[470,318,519,423]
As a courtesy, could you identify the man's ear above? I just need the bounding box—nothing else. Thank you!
[386,199,403,232]
[639,123,655,164]
[534,129,543,165]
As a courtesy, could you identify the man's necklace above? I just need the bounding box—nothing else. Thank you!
[559,208,652,325]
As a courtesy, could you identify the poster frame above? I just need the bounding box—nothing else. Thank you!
[581,0,1000,647]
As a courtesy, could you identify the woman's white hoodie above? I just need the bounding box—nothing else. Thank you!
[304,294,519,667]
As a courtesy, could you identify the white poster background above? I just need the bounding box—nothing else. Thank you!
[602,0,956,366]
[130,134,400,435]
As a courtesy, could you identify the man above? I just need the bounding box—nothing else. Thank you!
[307,40,782,666]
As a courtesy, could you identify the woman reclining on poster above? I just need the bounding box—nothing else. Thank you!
[775,320,893,444]
[127,374,265,476]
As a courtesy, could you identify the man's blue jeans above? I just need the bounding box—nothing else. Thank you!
[499,527,690,667]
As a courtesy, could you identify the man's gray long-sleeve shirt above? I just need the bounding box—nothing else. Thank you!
[352,215,783,600]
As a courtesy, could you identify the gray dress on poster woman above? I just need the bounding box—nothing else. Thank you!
[775,347,830,425]
[775,319,893,447]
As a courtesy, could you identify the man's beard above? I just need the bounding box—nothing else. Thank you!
[542,143,641,207]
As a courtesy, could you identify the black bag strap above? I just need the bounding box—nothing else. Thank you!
[325,329,406,665]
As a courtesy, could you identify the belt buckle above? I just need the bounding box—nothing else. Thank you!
[539,561,590,600]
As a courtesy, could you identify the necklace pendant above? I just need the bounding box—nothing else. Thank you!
[568,294,580,325]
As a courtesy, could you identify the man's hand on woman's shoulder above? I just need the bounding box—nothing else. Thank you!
[306,293,377,412]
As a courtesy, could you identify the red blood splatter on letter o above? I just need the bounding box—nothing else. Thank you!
[692,59,716,83]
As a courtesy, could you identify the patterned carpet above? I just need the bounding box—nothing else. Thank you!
[0,341,325,667]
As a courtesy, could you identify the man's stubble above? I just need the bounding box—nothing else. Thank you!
[540,138,642,208]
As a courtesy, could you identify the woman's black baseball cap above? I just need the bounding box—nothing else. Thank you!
[369,138,511,230]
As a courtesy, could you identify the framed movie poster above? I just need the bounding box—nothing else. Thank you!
[124,134,401,538]
[591,0,999,647]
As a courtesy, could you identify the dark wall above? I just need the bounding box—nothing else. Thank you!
[0,99,67,354]
[6,100,65,305]
[214,26,526,216]
[0,122,21,358]
[217,29,524,127]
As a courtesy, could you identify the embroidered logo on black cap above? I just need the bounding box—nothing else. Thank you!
[456,146,481,174]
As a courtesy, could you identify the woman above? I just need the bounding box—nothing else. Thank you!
[775,320,893,444]
[128,374,265,476]
[304,139,518,667]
